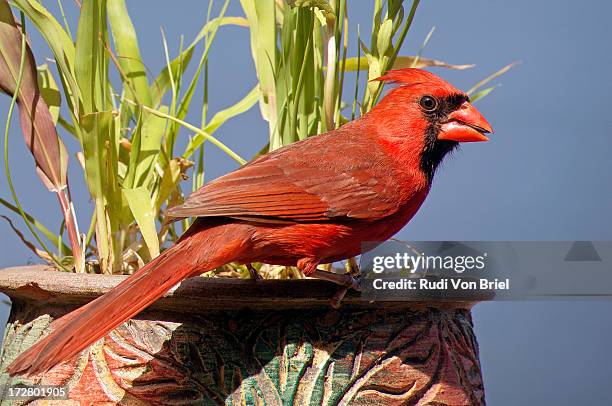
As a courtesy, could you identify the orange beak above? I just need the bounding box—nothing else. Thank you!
[438,101,493,142]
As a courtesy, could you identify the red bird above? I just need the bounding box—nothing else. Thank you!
[7,68,492,376]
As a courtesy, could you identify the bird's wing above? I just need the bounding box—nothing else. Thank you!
[167,132,402,223]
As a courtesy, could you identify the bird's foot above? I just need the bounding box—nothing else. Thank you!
[310,269,361,309]
[310,269,361,290]
[328,259,362,308]
[247,264,263,281]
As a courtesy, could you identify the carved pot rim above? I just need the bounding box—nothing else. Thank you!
[0,265,485,313]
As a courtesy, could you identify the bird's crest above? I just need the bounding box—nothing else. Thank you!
[373,68,442,85]
[373,68,461,97]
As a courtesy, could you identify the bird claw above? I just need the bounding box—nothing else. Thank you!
[304,268,361,308]
[330,288,347,309]
[349,275,362,291]
[330,276,362,309]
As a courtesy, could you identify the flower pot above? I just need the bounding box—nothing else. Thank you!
[0,265,485,405]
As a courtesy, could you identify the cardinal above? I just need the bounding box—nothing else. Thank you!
[7,68,492,376]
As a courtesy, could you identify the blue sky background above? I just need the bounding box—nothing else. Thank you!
[1,1,611,404]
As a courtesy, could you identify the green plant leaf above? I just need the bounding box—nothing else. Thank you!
[376,19,393,56]
[123,111,143,189]
[150,16,248,107]
[206,85,259,134]
[80,111,113,203]
[75,0,109,113]
[36,64,61,125]
[80,110,116,273]
[155,157,184,213]
[140,104,246,165]
[170,3,231,132]
[107,0,151,107]
[123,186,159,258]
[134,107,168,187]
[467,61,518,96]
[469,85,497,103]
[240,0,278,147]
[183,85,258,158]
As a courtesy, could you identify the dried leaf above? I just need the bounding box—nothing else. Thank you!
[0,215,54,263]
[155,158,186,213]
[0,197,70,253]
[344,55,474,72]
[12,0,81,111]
[286,0,334,16]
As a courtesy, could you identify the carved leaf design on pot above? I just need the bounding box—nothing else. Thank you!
[0,308,484,405]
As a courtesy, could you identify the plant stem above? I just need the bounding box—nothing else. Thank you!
[323,13,337,131]
[57,187,84,272]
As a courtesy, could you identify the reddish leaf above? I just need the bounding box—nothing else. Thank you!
[0,0,68,191]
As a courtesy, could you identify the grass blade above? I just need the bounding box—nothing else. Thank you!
[80,111,115,273]
[36,64,61,125]
[138,103,246,165]
[240,0,278,148]
[469,85,497,103]
[75,0,109,113]
[150,15,247,107]
[123,186,159,259]
[107,0,151,106]
[0,197,70,252]
[134,108,168,187]
[183,85,258,159]
[0,215,55,264]
[467,61,519,96]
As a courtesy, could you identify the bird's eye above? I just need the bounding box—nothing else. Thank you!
[419,95,438,112]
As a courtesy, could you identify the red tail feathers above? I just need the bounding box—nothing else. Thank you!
[7,220,250,376]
